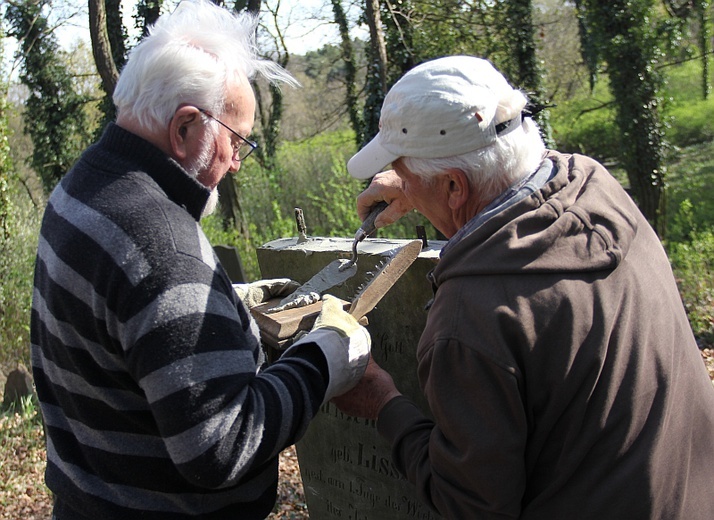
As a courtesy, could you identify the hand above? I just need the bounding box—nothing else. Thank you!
[331,356,401,420]
[233,278,300,308]
[357,170,414,228]
[289,295,371,402]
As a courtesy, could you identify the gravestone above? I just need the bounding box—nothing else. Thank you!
[2,363,34,411]
[257,236,445,520]
[213,244,247,283]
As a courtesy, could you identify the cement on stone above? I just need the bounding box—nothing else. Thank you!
[270,259,358,312]
[265,237,438,313]
[262,236,443,259]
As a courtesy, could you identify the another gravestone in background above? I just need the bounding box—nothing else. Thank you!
[2,363,34,411]
[258,237,444,520]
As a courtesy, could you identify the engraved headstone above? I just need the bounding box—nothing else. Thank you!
[257,237,445,520]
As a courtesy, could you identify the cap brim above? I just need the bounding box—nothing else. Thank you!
[347,133,399,179]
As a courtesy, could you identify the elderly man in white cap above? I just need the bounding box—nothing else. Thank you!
[332,55,714,519]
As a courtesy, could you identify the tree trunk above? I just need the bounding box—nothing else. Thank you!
[504,0,554,147]
[217,174,249,237]
[362,0,389,144]
[576,0,667,235]
[364,0,388,95]
[331,0,363,147]
[88,0,119,98]
[697,1,710,100]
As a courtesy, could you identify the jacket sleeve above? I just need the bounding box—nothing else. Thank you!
[378,338,527,519]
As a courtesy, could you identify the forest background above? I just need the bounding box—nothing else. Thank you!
[0,0,713,517]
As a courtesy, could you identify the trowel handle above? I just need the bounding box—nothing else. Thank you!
[358,201,389,240]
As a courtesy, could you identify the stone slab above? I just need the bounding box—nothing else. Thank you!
[257,236,445,520]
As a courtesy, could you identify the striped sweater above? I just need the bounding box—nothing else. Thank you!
[31,123,328,519]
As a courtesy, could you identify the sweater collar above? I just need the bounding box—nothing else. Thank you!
[98,123,211,221]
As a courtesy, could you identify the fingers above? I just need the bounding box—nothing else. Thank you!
[330,355,401,419]
[356,170,413,228]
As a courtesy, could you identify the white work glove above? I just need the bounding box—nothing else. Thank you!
[233,279,300,309]
[287,295,371,402]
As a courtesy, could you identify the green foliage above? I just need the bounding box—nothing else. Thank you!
[0,175,42,373]
[667,227,714,345]
[664,141,714,242]
[204,131,361,279]
[5,0,92,193]
[550,102,620,163]
[0,88,12,241]
[1,392,40,424]
[0,30,40,372]
[660,141,714,347]
[201,213,262,280]
[664,60,714,146]
[548,72,617,161]
[552,57,714,159]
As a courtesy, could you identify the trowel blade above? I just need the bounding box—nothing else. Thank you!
[348,239,422,320]
[275,258,358,309]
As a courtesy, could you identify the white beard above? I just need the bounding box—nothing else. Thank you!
[184,138,219,219]
[201,188,219,218]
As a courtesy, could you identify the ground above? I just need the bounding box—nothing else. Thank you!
[1,348,713,519]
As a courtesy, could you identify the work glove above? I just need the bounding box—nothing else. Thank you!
[233,278,300,309]
[312,295,364,337]
[287,295,371,403]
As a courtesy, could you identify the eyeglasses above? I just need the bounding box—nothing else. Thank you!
[196,107,258,161]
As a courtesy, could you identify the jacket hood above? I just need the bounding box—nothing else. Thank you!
[434,152,639,284]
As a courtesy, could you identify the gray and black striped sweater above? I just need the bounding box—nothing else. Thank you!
[31,123,328,519]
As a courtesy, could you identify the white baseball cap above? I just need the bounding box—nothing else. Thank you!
[347,56,522,179]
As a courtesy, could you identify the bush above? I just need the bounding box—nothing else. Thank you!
[664,141,714,242]
[551,100,621,164]
[667,227,714,346]
[0,177,43,373]
[664,60,714,148]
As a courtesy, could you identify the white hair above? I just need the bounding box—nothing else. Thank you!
[113,0,298,132]
[403,89,547,203]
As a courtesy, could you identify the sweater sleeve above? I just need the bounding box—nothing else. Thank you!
[119,251,328,489]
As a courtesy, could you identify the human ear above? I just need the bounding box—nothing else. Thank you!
[446,169,470,210]
[169,106,201,161]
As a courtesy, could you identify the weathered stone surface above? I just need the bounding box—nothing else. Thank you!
[258,236,445,520]
[2,363,34,411]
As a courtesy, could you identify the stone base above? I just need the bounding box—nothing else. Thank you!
[257,236,445,520]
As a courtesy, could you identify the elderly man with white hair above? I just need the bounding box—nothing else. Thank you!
[333,56,714,519]
[31,2,370,518]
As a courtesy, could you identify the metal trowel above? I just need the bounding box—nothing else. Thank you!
[268,202,390,312]
[267,258,358,313]
[339,201,389,272]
